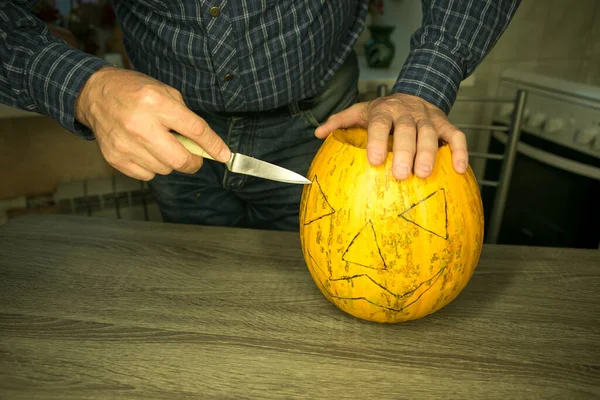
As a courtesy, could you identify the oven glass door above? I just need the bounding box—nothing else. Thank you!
[481,126,600,249]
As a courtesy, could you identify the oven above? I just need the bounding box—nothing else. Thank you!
[480,70,600,250]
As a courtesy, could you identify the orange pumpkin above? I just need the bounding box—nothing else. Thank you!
[299,127,484,323]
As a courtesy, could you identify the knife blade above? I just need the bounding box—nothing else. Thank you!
[174,133,312,185]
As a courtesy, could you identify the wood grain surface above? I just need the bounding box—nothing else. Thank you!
[1,214,599,399]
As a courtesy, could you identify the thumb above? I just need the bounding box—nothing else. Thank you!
[162,104,231,163]
[314,102,367,138]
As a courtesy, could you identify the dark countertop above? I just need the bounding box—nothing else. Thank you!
[1,214,599,399]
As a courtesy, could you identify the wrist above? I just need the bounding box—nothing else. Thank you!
[75,65,119,128]
[393,44,465,115]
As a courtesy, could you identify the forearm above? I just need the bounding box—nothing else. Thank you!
[392,0,521,114]
[0,0,111,139]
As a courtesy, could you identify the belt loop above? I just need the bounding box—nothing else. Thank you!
[288,101,300,116]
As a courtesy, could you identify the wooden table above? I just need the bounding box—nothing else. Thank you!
[1,214,599,399]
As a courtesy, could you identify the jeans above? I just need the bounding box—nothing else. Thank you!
[148,51,359,232]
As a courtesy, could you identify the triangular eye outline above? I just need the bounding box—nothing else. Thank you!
[398,188,449,241]
[341,220,387,270]
[302,175,335,226]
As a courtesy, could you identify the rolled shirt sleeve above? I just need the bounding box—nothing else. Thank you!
[0,0,111,139]
[393,0,522,114]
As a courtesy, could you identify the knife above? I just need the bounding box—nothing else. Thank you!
[173,133,312,185]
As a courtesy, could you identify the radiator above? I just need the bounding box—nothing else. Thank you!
[53,173,163,222]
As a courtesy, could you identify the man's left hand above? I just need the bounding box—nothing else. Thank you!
[314,93,469,180]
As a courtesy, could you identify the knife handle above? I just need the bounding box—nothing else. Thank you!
[173,133,215,161]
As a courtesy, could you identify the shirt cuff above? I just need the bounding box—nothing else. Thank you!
[25,41,112,140]
[391,43,465,115]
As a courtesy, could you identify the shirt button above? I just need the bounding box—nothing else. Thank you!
[209,6,220,17]
[224,73,233,81]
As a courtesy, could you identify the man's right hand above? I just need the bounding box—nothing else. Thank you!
[75,66,231,181]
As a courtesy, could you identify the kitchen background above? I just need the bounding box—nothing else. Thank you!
[1,0,599,248]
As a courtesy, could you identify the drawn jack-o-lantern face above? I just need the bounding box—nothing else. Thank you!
[299,128,484,323]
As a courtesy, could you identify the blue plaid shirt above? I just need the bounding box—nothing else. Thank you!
[1,0,520,139]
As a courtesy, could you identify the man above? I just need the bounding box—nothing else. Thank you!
[0,0,520,231]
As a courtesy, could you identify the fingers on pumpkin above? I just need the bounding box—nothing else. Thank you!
[414,119,439,179]
[392,115,417,180]
[314,103,366,139]
[440,130,468,174]
[366,107,395,166]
